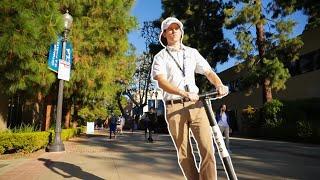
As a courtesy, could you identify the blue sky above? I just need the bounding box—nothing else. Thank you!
[128,0,162,54]
[128,0,308,73]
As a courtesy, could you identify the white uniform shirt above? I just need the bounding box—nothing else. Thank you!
[152,45,211,101]
[151,44,212,101]
[218,112,229,128]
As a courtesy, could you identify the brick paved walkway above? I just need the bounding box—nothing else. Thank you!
[0,131,184,180]
[2,130,319,179]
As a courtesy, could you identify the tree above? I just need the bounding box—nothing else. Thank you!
[0,1,63,126]
[141,21,163,56]
[59,0,137,123]
[119,21,161,119]
[224,0,303,103]
[0,0,137,129]
[160,0,234,91]
[270,0,320,30]
[124,53,154,116]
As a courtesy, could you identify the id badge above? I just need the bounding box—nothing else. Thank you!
[184,84,190,92]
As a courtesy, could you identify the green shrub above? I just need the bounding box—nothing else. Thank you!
[0,127,84,154]
[241,105,263,137]
[242,105,259,127]
[262,99,284,128]
[49,127,83,143]
[241,98,320,143]
[297,120,313,138]
[9,123,40,133]
[0,132,50,154]
[282,98,320,140]
[62,128,81,140]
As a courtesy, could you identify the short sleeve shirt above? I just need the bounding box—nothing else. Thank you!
[151,45,212,101]
[218,112,229,127]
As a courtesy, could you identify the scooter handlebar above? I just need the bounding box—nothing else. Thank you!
[199,91,228,100]
[198,91,218,99]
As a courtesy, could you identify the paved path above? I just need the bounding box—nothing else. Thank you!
[0,130,320,180]
[0,131,184,180]
[228,137,320,180]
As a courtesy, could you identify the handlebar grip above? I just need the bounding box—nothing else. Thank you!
[198,91,218,99]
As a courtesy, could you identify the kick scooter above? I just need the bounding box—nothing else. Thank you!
[199,92,238,180]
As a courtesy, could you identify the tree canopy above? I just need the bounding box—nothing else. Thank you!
[0,1,63,97]
[0,0,137,125]
[60,0,137,120]
[270,0,320,30]
[225,0,303,102]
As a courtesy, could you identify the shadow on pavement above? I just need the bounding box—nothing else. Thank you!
[66,131,183,177]
[38,158,104,180]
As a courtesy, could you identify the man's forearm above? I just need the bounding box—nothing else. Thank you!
[205,70,224,88]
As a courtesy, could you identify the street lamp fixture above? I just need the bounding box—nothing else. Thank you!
[63,10,73,30]
[48,10,73,152]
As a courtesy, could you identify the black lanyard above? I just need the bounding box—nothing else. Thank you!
[166,49,186,77]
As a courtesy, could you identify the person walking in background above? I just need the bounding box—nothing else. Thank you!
[103,116,109,129]
[145,107,157,143]
[216,104,232,152]
[109,114,117,139]
[143,112,151,141]
[116,115,125,134]
[152,17,229,180]
[120,115,125,133]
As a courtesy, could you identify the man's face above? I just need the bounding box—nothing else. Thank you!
[163,23,182,45]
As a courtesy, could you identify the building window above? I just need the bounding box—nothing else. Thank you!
[298,49,320,74]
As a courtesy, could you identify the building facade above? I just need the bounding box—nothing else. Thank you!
[211,28,320,132]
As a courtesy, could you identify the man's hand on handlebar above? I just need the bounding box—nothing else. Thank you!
[179,89,199,102]
[216,85,229,99]
[186,92,199,101]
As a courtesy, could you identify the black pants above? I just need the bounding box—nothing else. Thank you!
[145,121,153,142]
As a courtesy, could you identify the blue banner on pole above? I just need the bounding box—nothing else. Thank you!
[57,42,73,81]
[48,36,73,73]
[65,42,73,65]
[48,36,62,72]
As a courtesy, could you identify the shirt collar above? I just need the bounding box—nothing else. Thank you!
[166,44,186,52]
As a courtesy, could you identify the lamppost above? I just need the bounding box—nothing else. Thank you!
[154,90,158,109]
[48,11,73,152]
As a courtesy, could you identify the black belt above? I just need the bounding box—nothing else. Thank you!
[165,98,190,105]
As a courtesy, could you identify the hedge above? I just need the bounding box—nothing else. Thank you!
[49,127,83,143]
[0,131,50,154]
[241,98,320,143]
[0,127,84,154]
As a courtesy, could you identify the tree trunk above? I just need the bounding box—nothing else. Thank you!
[64,100,71,128]
[42,94,53,131]
[34,92,44,128]
[256,16,272,103]
[262,79,273,103]
[256,21,265,58]
[73,98,80,127]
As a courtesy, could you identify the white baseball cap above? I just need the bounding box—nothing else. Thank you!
[159,17,184,47]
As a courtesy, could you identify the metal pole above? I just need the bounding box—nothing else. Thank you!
[48,30,68,152]
[201,97,238,180]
